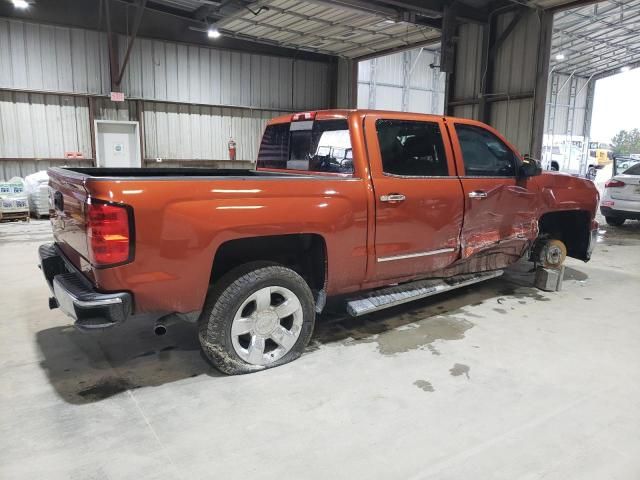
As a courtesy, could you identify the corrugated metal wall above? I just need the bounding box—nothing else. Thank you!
[142,102,287,161]
[95,97,138,121]
[0,91,91,158]
[119,36,330,111]
[357,47,446,114]
[0,18,109,95]
[543,72,590,138]
[0,159,86,180]
[450,23,483,121]
[489,11,539,152]
[336,58,355,108]
[450,10,543,155]
[0,18,334,179]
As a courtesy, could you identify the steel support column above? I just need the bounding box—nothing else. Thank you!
[579,79,596,176]
[368,58,377,109]
[401,51,411,112]
[530,9,553,160]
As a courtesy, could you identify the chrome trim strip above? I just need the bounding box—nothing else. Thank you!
[377,247,455,263]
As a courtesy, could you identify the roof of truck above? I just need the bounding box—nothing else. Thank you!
[268,109,453,125]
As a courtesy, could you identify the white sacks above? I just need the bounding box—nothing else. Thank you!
[0,177,29,220]
[24,171,51,218]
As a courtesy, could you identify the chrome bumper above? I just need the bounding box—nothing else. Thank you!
[39,243,132,330]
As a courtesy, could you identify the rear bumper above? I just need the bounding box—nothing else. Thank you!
[39,243,132,330]
[600,206,640,220]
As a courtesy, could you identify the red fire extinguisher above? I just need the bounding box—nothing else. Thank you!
[228,138,237,161]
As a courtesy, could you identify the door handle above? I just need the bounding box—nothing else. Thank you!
[380,193,406,203]
[468,191,488,199]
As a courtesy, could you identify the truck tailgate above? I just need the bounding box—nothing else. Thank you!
[48,169,89,268]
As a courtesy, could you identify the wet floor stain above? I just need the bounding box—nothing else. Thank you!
[563,267,589,281]
[362,316,474,356]
[311,301,478,356]
[426,344,441,356]
[498,287,551,302]
[596,221,640,246]
[77,377,138,401]
[449,363,470,379]
[413,380,435,392]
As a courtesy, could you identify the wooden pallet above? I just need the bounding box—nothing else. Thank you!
[0,211,30,222]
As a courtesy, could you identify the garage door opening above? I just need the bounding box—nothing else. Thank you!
[541,0,640,180]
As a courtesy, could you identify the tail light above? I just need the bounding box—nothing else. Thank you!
[87,201,134,267]
[605,179,625,188]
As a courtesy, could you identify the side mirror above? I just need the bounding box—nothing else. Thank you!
[519,154,542,178]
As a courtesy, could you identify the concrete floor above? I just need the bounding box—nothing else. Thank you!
[1,218,639,480]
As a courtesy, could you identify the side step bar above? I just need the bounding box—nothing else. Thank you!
[346,270,504,317]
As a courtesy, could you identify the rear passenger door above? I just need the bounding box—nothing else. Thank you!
[450,121,539,259]
[364,114,464,281]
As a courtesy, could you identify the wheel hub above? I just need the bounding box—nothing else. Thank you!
[230,286,304,366]
[254,310,278,336]
[547,246,562,264]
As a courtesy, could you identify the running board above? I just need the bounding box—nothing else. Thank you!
[346,270,504,317]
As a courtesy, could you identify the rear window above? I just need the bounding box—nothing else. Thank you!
[257,120,353,174]
[614,158,640,175]
[623,163,640,175]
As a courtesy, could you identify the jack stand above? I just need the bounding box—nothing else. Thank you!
[534,265,565,292]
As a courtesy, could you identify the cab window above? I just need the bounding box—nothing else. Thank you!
[455,124,517,177]
[257,120,353,174]
[376,119,449,176]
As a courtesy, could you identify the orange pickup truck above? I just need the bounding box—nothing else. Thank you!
[40,109,599,374]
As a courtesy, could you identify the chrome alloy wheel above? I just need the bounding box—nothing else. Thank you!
[231,286,304,366]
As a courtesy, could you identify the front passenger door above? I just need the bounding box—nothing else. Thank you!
[451,122,539,259]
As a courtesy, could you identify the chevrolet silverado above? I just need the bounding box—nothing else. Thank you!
[40,110,599,374]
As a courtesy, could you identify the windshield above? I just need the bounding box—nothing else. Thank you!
[257,120,353,174]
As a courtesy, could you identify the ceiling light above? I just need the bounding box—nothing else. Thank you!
[620,66,631,73]
[207,28,221,39]
[555,53,565,61]
[13,0,29,8]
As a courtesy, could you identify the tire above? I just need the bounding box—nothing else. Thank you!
[540,239,567,268]
[605,216,625,226]
[198,262,315,375]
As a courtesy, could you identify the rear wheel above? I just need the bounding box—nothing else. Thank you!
[198,262,315,375]
[605,216,625,226]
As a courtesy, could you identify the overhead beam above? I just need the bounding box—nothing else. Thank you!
[301,0,487,24]
[353,36,440,61]
[593,60,640,81]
